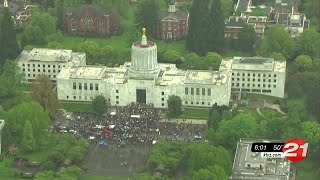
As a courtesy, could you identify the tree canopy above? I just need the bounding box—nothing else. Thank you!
[31,75,60,118]
[0,6,20,65]
[261,25,294,59]
[135,0,159,38]
[92,95,107,114]
[167,95,183,118]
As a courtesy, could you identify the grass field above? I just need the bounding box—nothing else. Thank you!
[295,159,319,180]
[61,101,92,112]
[79,176,131,180]
[245,93,279,103]
[180,107,210,120]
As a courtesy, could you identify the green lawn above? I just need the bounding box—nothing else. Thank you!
[61,101,92,112]
[245,93,279,103]
[155,40,186,55]
[79,176,131,180]
[180,107,210,120]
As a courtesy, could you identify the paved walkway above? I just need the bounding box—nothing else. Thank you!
[264,102,286,115]
[256,108,265,117]
[159,118,207,125]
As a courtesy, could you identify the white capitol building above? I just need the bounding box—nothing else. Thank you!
[17,29,286,108]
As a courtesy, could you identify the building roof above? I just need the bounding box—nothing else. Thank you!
[63,4,118,18]
[277,13,289,25]
[16,48,85,63]
[159,9,188,21]
[219,57,286,73]
[226,16,247,27]
[231,139,293,180]
[275,0,300,7]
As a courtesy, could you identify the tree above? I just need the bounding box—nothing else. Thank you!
[135,0,159,38]
[0,60,24,98]
[186,0,211,55]
[269,52,286,61]
[46,41,62,49]
[235,25,256,53]
[214,113,258,148]
[261,25,295,59]
[221,110,233,120]
[294,55,313,71]
[20,120,36,152]
[167,95,182,118]
[92,95,107,114]
[297,29,320,58]
[205,52,223,70]
[21,25,47,47]
[3,102,50,150]
[220,0,234,19]
[163,50,182,64]
[0,5,19,66]
[56,0,64,30]
[207,0,225,53]
[31,75,60,118]
[80,41,100,64]
[300,121,320,153]
[192,165,228,180]
[208,110,221,129]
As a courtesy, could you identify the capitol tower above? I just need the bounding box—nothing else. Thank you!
[128,28,160,79]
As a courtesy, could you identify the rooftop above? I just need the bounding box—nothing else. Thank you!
[232,139,292,180]
[185,71,229,85]
[63,4,118,18]
[234,57,273,64]
[71,66,106,79]
[133,41,156,48]
[17,48,85,63]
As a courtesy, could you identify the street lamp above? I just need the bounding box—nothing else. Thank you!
[0,119,5,154]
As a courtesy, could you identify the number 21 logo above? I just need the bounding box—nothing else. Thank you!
[282,138,310,162]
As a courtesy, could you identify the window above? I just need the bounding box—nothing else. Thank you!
[242,78,245,81]
[232,83,234,86]
[58,65,61,68]
[185,87,188,95]
[48,65,50,68]
[90,83,93,90]
[32,64,35,67]
[242,83,245,86]
[253,74,256,77]
[95,83,99,91]
[253,79,255,82]
[236,83,239,87]
[208,88,211,96]
[237,78,240,81]
[22,63,25,67]
[43,65,45,68]
[258,74,260,77]
[268,85,271,88]
[242,73,245,76]
[247,84,250,87]
[162,98,164,101]
[196,88,199,95]
[263,79,265,82]
[253,84,255,87]
[268,79,271,82]
[268,74,271,77]
[84,83,87,90]
[33,74,35,77]
[196,102,199,105]
[191,102,193,105]
[232,78,234,81]
[263,74,266,77]
[38,64,40,67]
[53,75,56,78]
[248,73,250,76]
[73,82,76,89]
[27,69,30,72]
[191,88,194,95]
[263,84,265,87]
[116,96,119,99]
[43,69,46,72]
[161,92,164,95]
[208,102,210,105]
[274,85,276,88]
[258,79,260,82]
[116,90,119,93]
[274,79,276,82]
[232,73,234,76]
[67,96,69,99]
[202,88,205,95]
[48,75,51,78]
[247,78,250,81]
[22,68,25,71]
[53,70,56,73]
[185,101,188,104]
[53,65,55,68]
[73,96,76,99]
[27,64,30,67]
[161,103,164,106]
[258,84,260,87]
[274,74,277,78]
[237,73,240,76]
[79,83,82,90]
[48,70,50,73]
[116,101,119,104]
[38,69,40,72]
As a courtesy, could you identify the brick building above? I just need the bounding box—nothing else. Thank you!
[63,5,120,38]
[0,0,33,28]
[158,0,189,41]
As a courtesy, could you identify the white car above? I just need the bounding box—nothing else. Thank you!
[194,135,202,139]
[59,129,67,133]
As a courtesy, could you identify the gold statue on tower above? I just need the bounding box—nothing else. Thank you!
[142,27,146,37]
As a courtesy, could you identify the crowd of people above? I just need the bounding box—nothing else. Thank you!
[54,103,207,147]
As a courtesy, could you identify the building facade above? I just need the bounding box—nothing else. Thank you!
[17,48,86,83]
[220,57,286,98]
[158,1,189,41]
[57,30,231,108]
[231,139,295,180]
[0,0,33,28]
[63,5,120,38]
